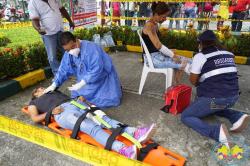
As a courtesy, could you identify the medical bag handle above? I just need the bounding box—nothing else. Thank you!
[161,99,174,113]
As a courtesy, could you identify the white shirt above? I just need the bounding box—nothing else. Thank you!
[190,53,207,74]
[125,2,135,11]
[28,0,64,35]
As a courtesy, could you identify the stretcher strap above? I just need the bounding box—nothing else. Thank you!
[45,109,53,126]
[70,100,142,148]
[71,109,91,139]
[105,127,124,151]
[138,143,159,161]
[70,101,112,128]
[70,100,86,110]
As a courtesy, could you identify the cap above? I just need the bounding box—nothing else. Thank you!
[197,30,217,42]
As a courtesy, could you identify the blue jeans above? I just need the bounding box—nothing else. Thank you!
[125,10,134,26]
[144,52,182,69]
[231,11,246,32]
[54,102,136,152]
[181,95,243,141]
[169,11,180,29]
[183,8,196,29]
[42,31,64,75]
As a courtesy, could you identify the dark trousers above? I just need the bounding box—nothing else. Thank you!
[231,11,246,32]
[181,95,243,141]
[125,10,134,26]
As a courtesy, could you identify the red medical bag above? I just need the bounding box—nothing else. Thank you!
[161,84,192,115]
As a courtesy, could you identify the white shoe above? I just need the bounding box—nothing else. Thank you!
[230,114,250,132]
[219,124,230,149]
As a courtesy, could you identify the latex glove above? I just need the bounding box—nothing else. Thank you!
[68,80,86,91]
[44,82,57,94]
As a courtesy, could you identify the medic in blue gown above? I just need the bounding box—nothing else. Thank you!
[44,31,122,108]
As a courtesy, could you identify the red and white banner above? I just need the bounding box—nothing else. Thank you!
[70,0,97,26]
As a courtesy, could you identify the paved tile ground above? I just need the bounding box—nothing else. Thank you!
[0,51,249,166]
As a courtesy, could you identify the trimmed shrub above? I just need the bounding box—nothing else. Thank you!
[0,33,11,47]
[0,47,25,79]
[25,42,48,71]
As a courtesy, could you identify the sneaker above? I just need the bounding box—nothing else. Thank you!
[219,124,231,149]
[230,114,250,132]
[134,123,156,143]
[118,145,137,159]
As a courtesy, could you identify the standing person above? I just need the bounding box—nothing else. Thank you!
[181,30,250,146]
[125,2,135,26]
[44,32,122,108]
[183,2,196,29]
[137,2,150,27]
[231,0,250,32]
[28,0,75,75]
[217,0,229,30]
[112,2,121,26]
[168,3,182,30]
[197,2,214,30]
[142,2,190,85]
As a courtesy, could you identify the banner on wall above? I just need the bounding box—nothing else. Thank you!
[70,0,97,26]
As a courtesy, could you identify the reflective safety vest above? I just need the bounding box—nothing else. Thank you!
[197,48,239,98]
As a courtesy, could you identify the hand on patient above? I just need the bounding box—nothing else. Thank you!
[68,80,86,91]
[52,106,64,115]
[44,82,57,94]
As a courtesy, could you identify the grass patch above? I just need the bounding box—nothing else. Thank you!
[0,27,41,48]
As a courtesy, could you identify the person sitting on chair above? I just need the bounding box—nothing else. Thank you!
[27,87,156,159]
[142,2,190,85]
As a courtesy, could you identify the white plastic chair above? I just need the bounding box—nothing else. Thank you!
[137,29,173,95]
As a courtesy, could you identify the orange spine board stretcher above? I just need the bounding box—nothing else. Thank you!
[22,106,186,166]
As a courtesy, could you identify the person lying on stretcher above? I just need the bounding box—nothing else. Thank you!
[27,87,156,159]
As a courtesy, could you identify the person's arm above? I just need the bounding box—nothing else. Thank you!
[189,73,200,86]
[144,22,178,59]
[189,53,207,86]
[28,105,64,123]
[28,105,46,123]
[28,2,46,35]
[31,18,46,35]
[247,0,250,10]
[59,7,75,29]
[144,22,162,49]
[53,53,75,87]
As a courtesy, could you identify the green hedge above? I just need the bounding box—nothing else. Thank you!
[1,26,250,79]
[0,33,11,47]
[0,42,47,79]
[74,26,250,57]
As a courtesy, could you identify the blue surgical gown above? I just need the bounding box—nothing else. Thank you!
[54,40,122,108]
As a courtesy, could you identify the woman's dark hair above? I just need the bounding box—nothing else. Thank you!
[151,2,171,15]
[61,31,77,46]
[31,88,39,100]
